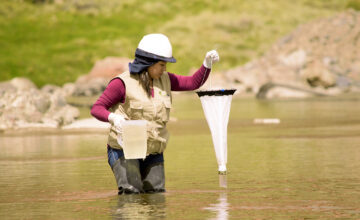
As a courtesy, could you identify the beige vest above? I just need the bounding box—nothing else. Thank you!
[107,71,172,155]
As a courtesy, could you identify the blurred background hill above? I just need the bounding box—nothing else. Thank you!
[1,0,360,87]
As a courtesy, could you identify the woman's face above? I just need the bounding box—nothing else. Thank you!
[148,61,167,80]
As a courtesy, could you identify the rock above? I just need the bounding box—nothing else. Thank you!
[72,77,108,96]
[62,83,76,97]
[41,84,62,94]
[0,99,5,109]
[33,94,51,113]
[41,118,59,128]
[49,105,80,126]
[265,87,311,99]
[256,82,330,99]
[0,77,80,131]
[225,10,360,98]
[49,90,67,108]
[225,60,269,94]
[335,76,352,91]
[87,57,131,80]
[300,61,336,88]
[10,77,37,91]
[0,82,16,96]
[278,49,307,68]
[69,57,131,97]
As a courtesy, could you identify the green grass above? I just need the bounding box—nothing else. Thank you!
[0,0,357,87]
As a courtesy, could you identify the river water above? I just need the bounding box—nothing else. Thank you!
[0,95,359,219]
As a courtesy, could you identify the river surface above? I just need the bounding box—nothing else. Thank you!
[0,95,359,219]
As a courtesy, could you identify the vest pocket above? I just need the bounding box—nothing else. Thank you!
[129,101,144,119]
[161,98,172,122]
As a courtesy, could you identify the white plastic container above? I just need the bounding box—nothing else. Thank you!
[119,120,147,159]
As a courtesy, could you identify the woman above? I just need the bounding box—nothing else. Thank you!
[91,33,219,194]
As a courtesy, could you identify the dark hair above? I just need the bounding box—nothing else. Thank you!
[138,71,152,97]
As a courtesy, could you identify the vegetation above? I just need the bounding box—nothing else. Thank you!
[0,0,358,87]
[346,0,360,10]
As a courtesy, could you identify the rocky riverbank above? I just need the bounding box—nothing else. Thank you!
[0,77,80,132]
[1,10,359,132]
[223,10,360,98]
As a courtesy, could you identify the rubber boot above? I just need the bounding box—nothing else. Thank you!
[141,162,165,193]
[112,159,144,194]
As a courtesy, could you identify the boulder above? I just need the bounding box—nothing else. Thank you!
[70,56,131,97]
[72,77,108,96]
[62,83,76,97]
[278,49,307,68]
[49,90,67,109]
[41,84,62,94]
[48,105,80,126]
[265,87,310,99]
[0,81,16,96]
[300,60,336,88]
[0,77,80,131]
[10,77,37,91]
[225,60,270,94]
[225,10,360,98]
[87,57,131,80]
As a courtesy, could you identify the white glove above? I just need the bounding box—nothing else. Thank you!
[108,113,125,133]
[203,50,220,69]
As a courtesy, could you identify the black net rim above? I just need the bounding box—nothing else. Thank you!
[196,89,236,97]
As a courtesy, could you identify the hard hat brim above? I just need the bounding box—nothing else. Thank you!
[135,48,176,63]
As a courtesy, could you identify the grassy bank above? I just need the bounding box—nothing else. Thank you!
[0,0,358,87]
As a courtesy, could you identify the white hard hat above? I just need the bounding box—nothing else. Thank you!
[136,33,176,63]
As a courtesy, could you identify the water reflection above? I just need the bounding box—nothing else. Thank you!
[112,193,166,220]
[1,97,359,219]
[204,192,229,220]
[219,175,227,188]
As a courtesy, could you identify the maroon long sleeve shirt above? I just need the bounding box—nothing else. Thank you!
[91,65,210,122]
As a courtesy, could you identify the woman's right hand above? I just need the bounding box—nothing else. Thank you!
[108,113,125,132]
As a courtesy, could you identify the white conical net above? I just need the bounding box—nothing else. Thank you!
[196,89,236,174]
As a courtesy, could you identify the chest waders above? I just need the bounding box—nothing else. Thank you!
[107,71,171,194]
[109,149,165,194]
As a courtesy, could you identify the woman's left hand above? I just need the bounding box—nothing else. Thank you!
[203,50,220,69]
